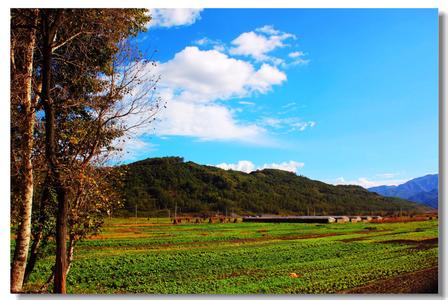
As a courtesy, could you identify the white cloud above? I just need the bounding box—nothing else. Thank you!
[195,26,306,69]
[256,25,280,35]
[261,117,316,132]
[270,57,286,66]
[194,37,210,46]
[229,26,296,61]
[157,47,287,103]
[216,160,304,174]
[193,37,226,52]
[238,101,255,105]
[249,64,287,93]
[331,177,409,189]
[113,45,288,147]
[116,25,312,155]
[288,51,304,58]
[212,44,226,52]
[289,58,310,66]
[262,117,283,128]
[261,161,304,173]
[156,100,266,142]
[285,51,310,67]
[149,9,203,28]
[291,121,316,131]
[142,46,287,143]
[216,160,256,173]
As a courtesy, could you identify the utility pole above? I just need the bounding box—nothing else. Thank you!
[135,204,138,222]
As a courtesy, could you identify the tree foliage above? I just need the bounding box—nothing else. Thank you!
[120,157,428,216]
[10,8,157,293]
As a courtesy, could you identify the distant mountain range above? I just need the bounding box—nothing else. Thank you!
[116,157,430,216]
[368,174,438,208]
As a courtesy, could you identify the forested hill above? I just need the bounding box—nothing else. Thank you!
[117,157,429,216]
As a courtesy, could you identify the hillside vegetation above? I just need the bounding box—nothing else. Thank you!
[118,157,428,216]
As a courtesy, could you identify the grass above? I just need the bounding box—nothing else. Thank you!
[24,218,438,294]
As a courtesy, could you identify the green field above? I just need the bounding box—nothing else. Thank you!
[24,218,438,294]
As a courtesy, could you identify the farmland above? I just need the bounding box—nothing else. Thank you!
[24,218,438,294]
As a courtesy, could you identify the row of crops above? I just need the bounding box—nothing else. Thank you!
[25,219,438,294]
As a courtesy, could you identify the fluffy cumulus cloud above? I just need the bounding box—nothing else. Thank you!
[249,64,287,93]
[157,100,266,142]
[147,46,286,143]
[229,26,296,62]
[148,9,203,28]
[119,24,312,151]
[157,46,286,103]
[216,160,304,174]
[261,161,304,173]
[332,177,409,189]
[216,160,256,173]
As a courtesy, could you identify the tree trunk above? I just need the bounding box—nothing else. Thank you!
[23,177,51,283]
[10,9,38,293]
[37,236,75,293]
[53,186,68,293]
[65,237,76,276]
[40,10,67,294]
[23,230,43,284]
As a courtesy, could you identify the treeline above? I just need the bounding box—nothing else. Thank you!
[119,157,428,217]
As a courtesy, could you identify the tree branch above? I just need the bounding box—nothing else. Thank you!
[51,31,86,53]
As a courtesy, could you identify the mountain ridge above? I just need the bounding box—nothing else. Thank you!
[368,174,438,208]
[116,157,430,216]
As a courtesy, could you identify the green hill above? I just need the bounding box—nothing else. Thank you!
[117,157,429,216]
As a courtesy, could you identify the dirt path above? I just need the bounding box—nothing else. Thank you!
[342,266,438,294]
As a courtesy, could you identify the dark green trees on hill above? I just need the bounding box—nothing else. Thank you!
[118,157,428,216]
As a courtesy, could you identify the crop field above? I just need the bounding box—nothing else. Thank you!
[24,218,438,294]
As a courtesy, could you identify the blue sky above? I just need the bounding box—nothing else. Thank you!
[120,8,438,188]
